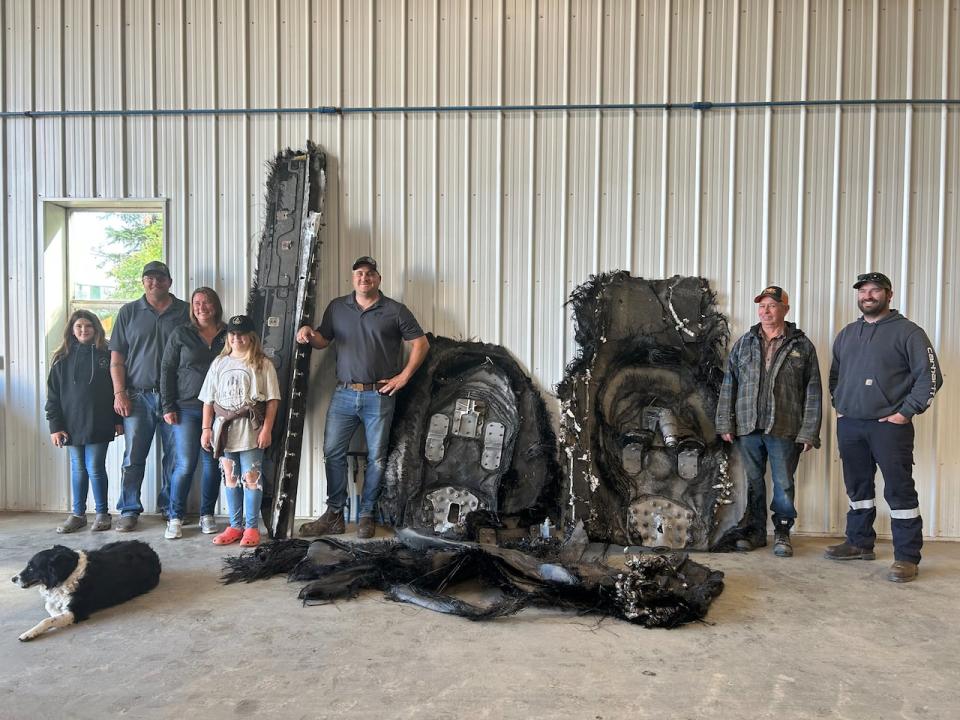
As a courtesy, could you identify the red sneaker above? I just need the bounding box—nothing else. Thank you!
[240,528,261,547]
[212,526,244,545]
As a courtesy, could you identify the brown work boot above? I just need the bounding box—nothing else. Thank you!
[823,541,875,561]
[357,516,375,539]
[887,560,918,583]
[299,507,345,536]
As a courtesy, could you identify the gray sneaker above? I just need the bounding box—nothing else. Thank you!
[199,515,218,534]
[91,513,112,531]
[57,514,87,534]
[164,518,183,539]
[116,515,139,533]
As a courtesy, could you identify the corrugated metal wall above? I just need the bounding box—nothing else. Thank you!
[2,0,958,538]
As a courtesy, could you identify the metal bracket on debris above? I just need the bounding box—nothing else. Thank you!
[452,398,485,438]
[425,414,450,463]
[480,421,506,470]
[425,487,482,532]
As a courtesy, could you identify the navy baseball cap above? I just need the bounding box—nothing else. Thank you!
[853,272,892,290]
[227,315,255,334]
[142,260,171,279]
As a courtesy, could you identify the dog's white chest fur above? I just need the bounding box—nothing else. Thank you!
[19,551,87,641]
[39,550,88,612]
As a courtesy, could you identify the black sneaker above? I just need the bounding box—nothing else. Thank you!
[773,529,793,557]
[824,541,875,561]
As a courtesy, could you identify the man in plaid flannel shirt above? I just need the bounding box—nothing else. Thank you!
[715,285,822,557]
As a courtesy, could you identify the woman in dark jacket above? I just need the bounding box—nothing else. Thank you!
[160,287,227,539]
[45,310,123,533]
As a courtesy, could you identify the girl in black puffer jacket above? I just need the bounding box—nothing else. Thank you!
[45,310,122,533]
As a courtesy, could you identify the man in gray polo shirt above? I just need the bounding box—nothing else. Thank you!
[296,256,429,539]
[110,261,190,532]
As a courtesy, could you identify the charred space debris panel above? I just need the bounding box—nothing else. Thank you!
[246,142,326,539]
[379,335,561,536]
[222,526,724,629]
[558,272,751,551]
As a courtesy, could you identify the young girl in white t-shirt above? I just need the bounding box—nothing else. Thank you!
[199,315,280,547]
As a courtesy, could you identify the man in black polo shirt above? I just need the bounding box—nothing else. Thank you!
[109,261,190,532]
[296,256,429,539]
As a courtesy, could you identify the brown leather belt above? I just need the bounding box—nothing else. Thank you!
[340,381,387,392]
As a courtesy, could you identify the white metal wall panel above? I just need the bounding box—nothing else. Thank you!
[3,0,959,541]
[125,0,155,199]
[0,0,7,511]
[93,0,125,198]
[5,0,39,511]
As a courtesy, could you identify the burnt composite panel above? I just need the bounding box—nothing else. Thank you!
[379,334,562,536]
[558,272,755,551]
[247,142,326,539]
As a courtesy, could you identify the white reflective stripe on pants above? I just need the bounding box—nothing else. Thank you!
[889,507,921,520]
[848,498,876,510]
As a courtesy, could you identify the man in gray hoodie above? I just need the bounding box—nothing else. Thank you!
[825,272,943,582]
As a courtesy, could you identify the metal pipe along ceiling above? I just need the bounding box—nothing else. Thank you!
[2,97,958,119]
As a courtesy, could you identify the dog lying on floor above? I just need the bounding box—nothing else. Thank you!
[12,540,161,641]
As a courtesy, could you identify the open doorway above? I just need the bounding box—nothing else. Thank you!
[67,210,165,337]
[41,199,167,514]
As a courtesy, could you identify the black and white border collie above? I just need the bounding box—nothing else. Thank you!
[12,540,161,641]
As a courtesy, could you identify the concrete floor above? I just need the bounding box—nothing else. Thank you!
[1,512,958,720]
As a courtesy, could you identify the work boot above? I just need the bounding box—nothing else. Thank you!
[357,516,375,539]
[57,514,87,534]
[773,529,793,558]
[299,507,345,536]
[887,560,918,583]
[116,515,139,533]
[734,534,765,552]
[823,541,875,561]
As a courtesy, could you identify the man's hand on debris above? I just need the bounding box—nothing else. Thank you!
[378,373,410,396]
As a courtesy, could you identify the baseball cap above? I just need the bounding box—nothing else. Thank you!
[753,285,789,305]
[226,315,255,334]
[352,256,379,272]
[853,272,892,290]
[142,260,171,279]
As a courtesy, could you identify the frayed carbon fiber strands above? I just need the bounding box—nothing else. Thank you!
[221,526,724,628]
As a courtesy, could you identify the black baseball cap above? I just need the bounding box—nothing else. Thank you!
[352,256,379,272]
[753,285,789,304]
[227,315,255,334]
[142,260,171,279]
[853,272,892,290]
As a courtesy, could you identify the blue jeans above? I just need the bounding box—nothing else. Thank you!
[167,405,220,520]
[117,389,176,517]
[220,448,264,530]
[323,387,396,517]
[736,431,802,533]
[68,443,110,515]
